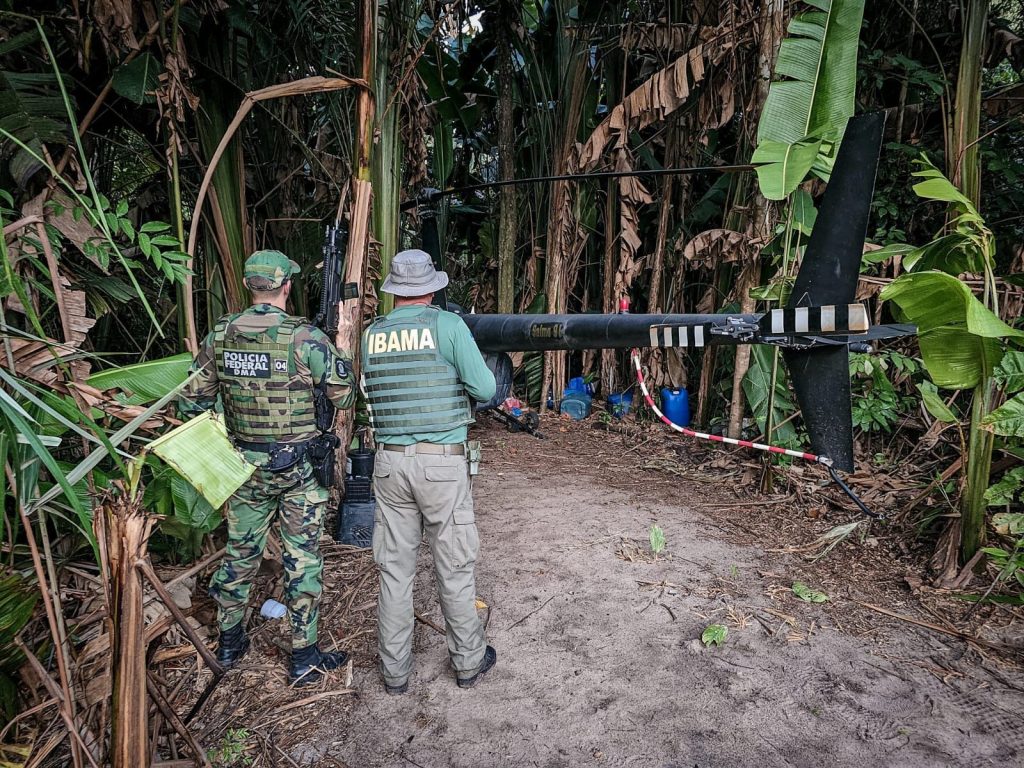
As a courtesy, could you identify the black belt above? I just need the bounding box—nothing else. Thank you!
[234,438,311,453]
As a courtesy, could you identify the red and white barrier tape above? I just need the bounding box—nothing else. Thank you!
[630,348,829,466]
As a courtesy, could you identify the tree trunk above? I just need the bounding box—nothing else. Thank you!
[600,177,619,395]
[726,0,784,439]
[949,0,989,208]
[496,7,517,313]
[335,0,377,458]
[100,487,154,768]
[950,0,992,563]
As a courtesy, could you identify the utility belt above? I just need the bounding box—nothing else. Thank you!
[235,433,340,487]
[379,440,482,475]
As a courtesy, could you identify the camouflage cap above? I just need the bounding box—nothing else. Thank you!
[244,250,301,290]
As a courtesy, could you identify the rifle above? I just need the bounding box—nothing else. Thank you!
[308,224,355,487]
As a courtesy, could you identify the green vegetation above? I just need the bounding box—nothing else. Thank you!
[649,524,666,560]
[792,582,830,603]
[701,624,729,648]
[0,0,1023,759]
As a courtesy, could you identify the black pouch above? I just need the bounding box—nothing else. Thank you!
[265,442,305,472]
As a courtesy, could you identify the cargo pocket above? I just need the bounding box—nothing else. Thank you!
[371,455,392,566]
[371,504,385,566]
[449,502,479,569]
[372,452,392,493]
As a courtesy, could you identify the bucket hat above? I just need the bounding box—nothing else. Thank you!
[380,249,449,297]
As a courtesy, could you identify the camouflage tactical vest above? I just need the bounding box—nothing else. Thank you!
[361,306,473,438]
[212,313,317,443]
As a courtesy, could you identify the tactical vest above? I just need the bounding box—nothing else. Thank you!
[361,307,473,438]
[212,314,317,443]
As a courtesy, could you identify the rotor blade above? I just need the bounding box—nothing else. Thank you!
[788,113,886,310]
[785,346,854,472]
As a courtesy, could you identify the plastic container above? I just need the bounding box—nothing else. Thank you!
[607,392,633,418]
[337,499,375,547]
[661,387,690,427]
[560,390,592,420]
[260,599,287,619]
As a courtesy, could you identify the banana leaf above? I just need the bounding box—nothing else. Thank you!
[86,353,193,403]
[754,0,866,200]
[147,413,255,508]
[881,271,1024,389]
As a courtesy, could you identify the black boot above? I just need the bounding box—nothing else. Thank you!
[456,645,497,689]
[215,623,250,669]
[289,644,349,686]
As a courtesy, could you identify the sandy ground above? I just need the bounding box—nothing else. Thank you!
[190,421,1024,768]
[271,424,1024,768]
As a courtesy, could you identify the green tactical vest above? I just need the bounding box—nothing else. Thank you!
[361,307,473,438]
[212,314,317,443]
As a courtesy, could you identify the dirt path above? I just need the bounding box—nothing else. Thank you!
[277,424,1024,768]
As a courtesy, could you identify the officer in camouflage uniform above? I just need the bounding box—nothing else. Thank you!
[180,250,355,686]
[361,249,497,694]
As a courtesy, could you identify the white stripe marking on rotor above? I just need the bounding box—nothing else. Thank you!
[694,325,705,347]
[820,305,836,332]
[662,327,673,347]
[794,307,809,333]
[771,309,785,334]
[649,327,659,347]
[848,304,869,332]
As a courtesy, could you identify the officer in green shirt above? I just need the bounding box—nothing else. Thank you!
[362,249,497,693]
[180,250,355,686]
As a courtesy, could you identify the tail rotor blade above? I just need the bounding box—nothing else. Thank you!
[785,346,854,472]
[788,113,885,310]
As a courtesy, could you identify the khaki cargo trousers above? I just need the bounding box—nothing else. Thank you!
[371,446,485,686]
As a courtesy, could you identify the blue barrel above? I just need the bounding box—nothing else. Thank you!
[661,387,690,426]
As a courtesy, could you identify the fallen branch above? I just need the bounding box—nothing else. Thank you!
[146,673,212,768]
[165,547,226,590]
[852,600,1014,654]
[414,612,446,636]
[137,559,224,676]
[506,595,558,631]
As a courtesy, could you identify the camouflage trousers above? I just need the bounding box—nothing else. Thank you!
[209,458,329,649]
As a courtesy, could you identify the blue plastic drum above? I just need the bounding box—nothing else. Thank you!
[660,388,690,427]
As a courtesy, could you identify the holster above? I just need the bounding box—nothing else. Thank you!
[466,440,482,476]
[307,433,341,488]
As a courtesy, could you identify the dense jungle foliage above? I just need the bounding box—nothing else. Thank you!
[1,0,1023,760]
